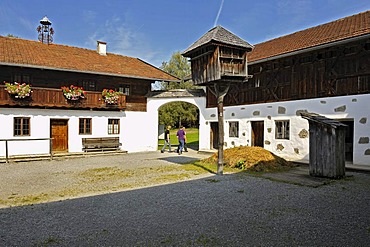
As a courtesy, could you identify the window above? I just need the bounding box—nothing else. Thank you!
[254,78,260,88]
[108,119,120,134]
[82,81,96,91]
[119,85,130,95]
[79,118,92,135]
[14,117,30,136]
[275,120,290,139]
[229,121,239,137]
[344,46,357,55]
[14,73,30,83]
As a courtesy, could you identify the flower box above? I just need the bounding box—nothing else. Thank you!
[61,85,86,101]
[4,81,32,98]
[102,89,121,104]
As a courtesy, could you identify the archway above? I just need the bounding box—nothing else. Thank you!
[146,89,209,152]
[158,101,199,151]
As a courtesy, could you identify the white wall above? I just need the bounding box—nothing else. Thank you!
[1,93,369,166]
[202,94,370,166]
[146,96,208,151]
[0,108,125,156]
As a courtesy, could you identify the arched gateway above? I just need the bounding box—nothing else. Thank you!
[146,89,208,152]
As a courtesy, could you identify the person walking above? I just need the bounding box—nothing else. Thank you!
[161,126,172,153]
[183,127,188,152]
[177,126,188,153]
[176,126,186,155]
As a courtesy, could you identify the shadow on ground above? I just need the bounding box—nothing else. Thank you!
[1,165,369,246]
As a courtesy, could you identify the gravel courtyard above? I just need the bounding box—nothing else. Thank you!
[0,151,369,246]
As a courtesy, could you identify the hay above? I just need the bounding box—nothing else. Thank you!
[202,146,293,172]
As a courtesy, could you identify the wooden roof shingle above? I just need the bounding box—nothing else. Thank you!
[0,36,179,82]
[182,25,254,56]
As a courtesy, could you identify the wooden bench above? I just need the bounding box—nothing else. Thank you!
[82,137,121,152]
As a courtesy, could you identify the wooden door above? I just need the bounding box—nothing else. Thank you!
[51,119,68,152]
[210,122,219,149]
[251,121,264,147]
[339,120,354,162]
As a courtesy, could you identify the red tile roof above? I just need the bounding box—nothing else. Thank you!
[248,10,370,62]
[0,36,179,82]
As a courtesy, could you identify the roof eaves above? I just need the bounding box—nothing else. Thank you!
[135,58,181,82]
[0,62,180,82]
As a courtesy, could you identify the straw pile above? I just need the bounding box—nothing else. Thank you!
[202,146,293,172]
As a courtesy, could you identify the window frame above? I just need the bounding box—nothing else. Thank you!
[119,85,130,96]
[13,117,30,136]
[79,118,92,135]
[82,81,96,91]
[108,119,120,134]
[229,121,239,138]
[13,73,30,83]
[275,120,290,140]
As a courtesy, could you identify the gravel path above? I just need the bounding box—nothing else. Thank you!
[0,151,369,246]
[0,150,212,208]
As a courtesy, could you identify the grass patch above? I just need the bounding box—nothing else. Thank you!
[2,193,52,207]
[0,164,214,207]
[183,161,239,174]
[79,167,135,183]
[205,178,220,183]
[158,128,199,148]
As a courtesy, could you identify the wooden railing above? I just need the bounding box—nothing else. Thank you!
[0,86,126,110]
[0,138,53,163]
[125,95,147,111]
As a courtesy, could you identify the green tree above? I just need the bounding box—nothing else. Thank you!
[159,52,199,127]
[160,51,194,89]
[159,102,198,128]
[6,34,19,38]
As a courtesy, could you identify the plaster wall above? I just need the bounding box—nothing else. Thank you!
[202,94,370,166]
[146,96,208,151]
[1,93,369,166]
[0,108,125,156]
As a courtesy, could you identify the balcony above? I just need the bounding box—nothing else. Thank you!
[0,85,126,110]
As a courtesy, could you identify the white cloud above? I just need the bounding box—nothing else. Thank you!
[84,14,164,66]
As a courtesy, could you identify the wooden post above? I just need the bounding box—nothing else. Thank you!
[49,138,53,160]
[209,83,230,175]
[5,140,9,163]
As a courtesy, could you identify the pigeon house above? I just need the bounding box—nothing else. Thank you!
[182,26,253,86]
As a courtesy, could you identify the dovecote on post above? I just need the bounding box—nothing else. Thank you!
[182,25,253,86]
[182,26,253,175]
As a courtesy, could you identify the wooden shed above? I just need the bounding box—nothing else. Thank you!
[301,112,347,178]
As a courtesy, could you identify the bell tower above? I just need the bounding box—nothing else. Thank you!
[37,16,54,44]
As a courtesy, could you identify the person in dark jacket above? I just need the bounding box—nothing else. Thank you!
[161,126,172,153]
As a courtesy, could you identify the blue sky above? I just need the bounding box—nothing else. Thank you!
[1,0,369,67]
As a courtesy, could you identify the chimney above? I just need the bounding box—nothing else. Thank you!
[97,41,107,55]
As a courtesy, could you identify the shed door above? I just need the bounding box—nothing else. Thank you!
[339,120,354,162]
[251,121,264,147]
[51,119,68,152]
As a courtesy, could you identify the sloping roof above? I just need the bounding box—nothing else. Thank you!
[0,36,179,82]
[182,25,254,56]
[300,112,347,128]
[146,89,206,98]
[248,10,370,63]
